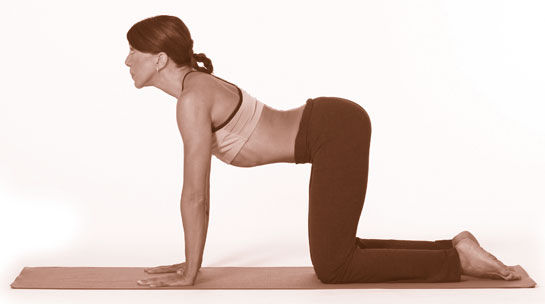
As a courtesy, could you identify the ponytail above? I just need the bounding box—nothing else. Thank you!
[192,52,213,74]
[127,16,214,73]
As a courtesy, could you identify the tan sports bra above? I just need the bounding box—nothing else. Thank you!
[181,71,265,164]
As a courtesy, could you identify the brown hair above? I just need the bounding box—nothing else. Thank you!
[126,15,213,74]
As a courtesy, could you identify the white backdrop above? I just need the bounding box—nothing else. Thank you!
[1,0,544,303]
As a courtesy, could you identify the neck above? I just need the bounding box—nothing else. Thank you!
[154,65,196,99]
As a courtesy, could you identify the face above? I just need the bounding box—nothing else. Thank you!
[125,45,157,88]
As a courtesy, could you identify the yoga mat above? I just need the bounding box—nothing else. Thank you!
[11,265,536,289]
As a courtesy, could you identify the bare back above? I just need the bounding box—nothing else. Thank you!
[183,71,305,167]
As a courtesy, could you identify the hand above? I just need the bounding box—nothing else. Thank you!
[138,262,197,287]
[144,262,187,274]
[137,272,196,287]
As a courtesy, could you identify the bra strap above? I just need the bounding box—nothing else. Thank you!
[179,70,243,132]
[182,70,241,92]
[181,70,199,91]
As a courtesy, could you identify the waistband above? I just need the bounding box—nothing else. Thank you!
[294,98,314,164]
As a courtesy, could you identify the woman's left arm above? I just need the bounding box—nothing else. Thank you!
[178,91,213,280]
[180,173,210,280]
[138,91,212,287]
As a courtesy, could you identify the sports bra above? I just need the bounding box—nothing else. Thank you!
[181,70,265,164]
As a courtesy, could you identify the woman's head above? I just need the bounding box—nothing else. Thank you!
[125,15,213,82]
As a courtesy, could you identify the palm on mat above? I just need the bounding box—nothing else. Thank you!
[137,273,195,287]
[138,262,197,287]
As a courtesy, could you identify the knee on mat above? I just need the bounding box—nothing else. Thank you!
[313,264,340,284]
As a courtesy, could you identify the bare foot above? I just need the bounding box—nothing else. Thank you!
[455,238,521,280]
[452,230,480,246]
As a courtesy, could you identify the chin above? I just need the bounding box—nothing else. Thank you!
[132,78,145,89]
[132,76,151,89]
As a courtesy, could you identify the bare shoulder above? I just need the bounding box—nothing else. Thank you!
[177,89,210,111]
[176,86,213,142]
[176,73,212,131]
[177,83,214,115]
[178,73,216,109]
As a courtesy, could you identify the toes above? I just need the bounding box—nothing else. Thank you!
[481,269,515,280]
[501,272,519,281]
[484,272,503,280]
[495,265,522,280]
[506,269,522,281]
[498,267,511,277]
[503,273,514,280]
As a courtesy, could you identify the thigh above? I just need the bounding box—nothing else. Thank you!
[306,97,372,271]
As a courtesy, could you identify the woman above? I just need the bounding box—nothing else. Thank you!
[125,15,520,287]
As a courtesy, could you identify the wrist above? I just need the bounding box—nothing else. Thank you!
[185,261,201,275]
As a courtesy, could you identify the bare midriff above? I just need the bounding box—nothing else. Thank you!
[206,75,305,168]
[228,103,306,167]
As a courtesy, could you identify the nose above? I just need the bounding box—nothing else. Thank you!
[125,53,131,67]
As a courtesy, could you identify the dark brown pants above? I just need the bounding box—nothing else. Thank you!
[294,97,462,283]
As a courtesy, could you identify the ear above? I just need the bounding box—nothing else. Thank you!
[156,52,169,70]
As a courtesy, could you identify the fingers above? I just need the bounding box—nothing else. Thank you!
[137,279,167,287]
[144,266,173,274]
[137,274,177,287]
[137,279,161,287]
[137,273,195,287]
[144,263,184,274]
[137,278,156,286]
